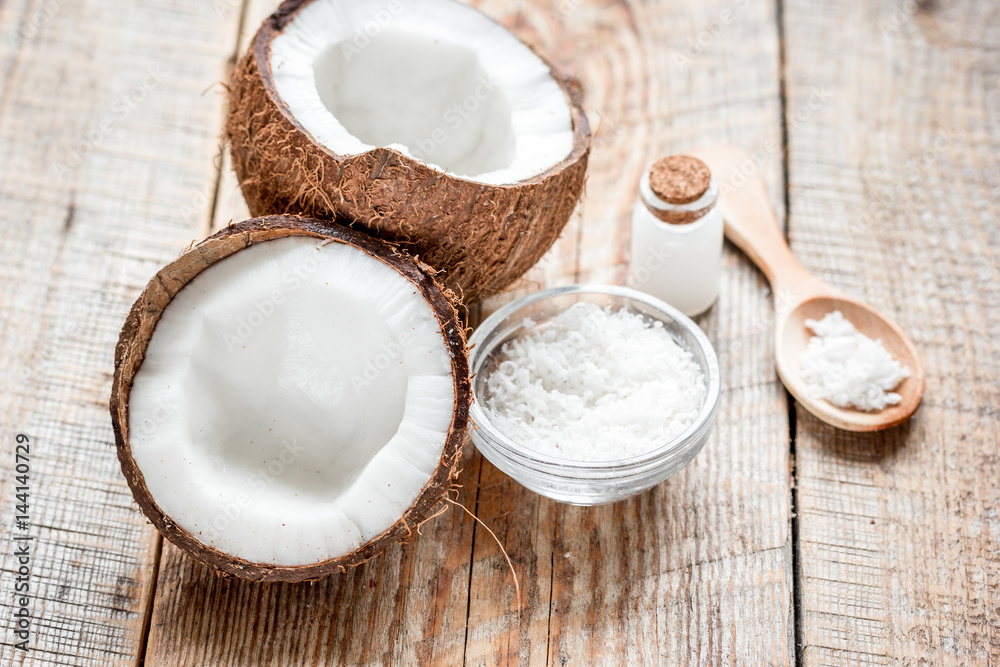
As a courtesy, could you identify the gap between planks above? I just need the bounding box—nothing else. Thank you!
[136,1,795,663]
[773,0,806,663]
[135,0,256,662]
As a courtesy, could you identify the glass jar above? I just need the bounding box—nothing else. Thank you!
[629,155,723,317]
[467,284,721,506]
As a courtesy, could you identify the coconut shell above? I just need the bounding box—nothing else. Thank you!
[110,216,471,582]
[226,0,591,304]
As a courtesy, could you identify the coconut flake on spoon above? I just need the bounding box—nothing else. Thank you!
[111,217,470,581]
[228,0,591,302]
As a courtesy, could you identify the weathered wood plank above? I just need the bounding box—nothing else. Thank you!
[147,0,795,664]
[145,455,480,666]
[147,3,482,665]
[0,1,243,665]
[210,0,281,235]
[783,0,1000,663]
[464,0,795,664]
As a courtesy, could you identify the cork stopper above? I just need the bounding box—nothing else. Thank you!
[648,156,712,205]
[641,155,716,225]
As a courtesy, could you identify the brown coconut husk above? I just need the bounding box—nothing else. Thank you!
[226,0,591,304]
[110,216,471,582]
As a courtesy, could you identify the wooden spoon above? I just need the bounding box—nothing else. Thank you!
[691,145,924,431]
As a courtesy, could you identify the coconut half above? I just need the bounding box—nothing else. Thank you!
[110,217,470,581]
[227,0,591,303]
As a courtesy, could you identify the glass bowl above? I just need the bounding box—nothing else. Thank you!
[468,284,721,506]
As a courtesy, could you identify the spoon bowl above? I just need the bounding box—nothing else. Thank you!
[777,294,925,431]
[691,145,925,431]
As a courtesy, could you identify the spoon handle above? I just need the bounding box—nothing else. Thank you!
[691,146,825,304]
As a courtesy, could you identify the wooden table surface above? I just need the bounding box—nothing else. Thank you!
[1,0,998,664]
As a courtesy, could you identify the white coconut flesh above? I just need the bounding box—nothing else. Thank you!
[128,236,456,566]
[269,0,575,185]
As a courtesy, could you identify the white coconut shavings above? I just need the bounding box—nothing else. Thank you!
[799,311,911,412]
[484,302,707,462]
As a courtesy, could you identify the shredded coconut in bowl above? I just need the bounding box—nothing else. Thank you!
[483,302,707,462]
[799,310,911,412]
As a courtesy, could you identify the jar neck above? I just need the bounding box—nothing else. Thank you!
[640,172,718,225]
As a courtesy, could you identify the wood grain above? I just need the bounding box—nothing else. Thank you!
[0,1,242,665]
[15,0,996,663]
[148,2,480,665]
[467,1,796,664]
[145,454,479,665]
[147,0,795,664]
[782,0,1000,663]
[210,0,281,235]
